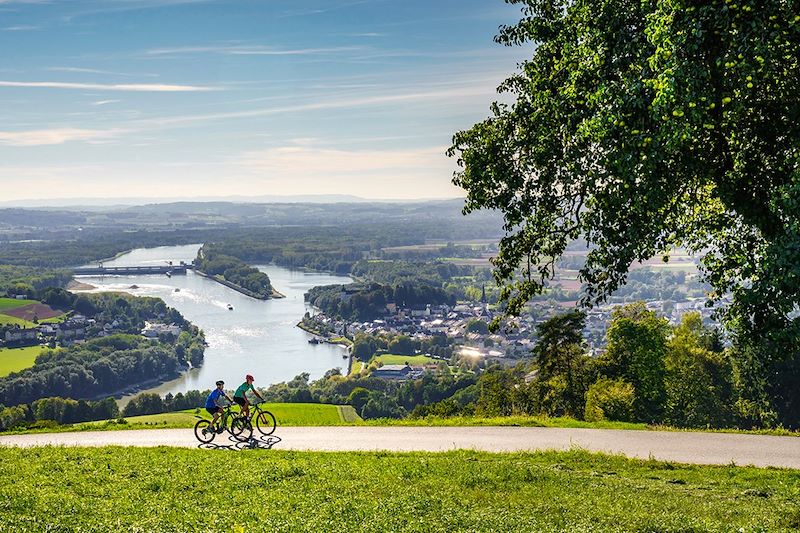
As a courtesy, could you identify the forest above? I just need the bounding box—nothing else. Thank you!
[0,334,201,406]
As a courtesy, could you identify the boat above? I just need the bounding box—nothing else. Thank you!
[166,271,172,278]
[227,304,234,310]
[308,338,320,344]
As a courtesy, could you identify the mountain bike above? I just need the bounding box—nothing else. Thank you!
[250,401,277,436]
[194,404,251,444]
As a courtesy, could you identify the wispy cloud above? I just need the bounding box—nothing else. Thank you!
[47,66,159,78]
[91,99,121,106]
[240,142,450,174]
[145,45,362,57]
[0,80,214,91]
[236,140,458,198]
[3,25,40,31]
[133,84,498,128]
[0,127,122,146]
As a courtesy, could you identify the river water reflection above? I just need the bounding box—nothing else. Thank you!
[76,244,351,399]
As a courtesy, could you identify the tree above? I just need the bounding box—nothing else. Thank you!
[529,311,594,417]
[584,378,635,423]
[448,1,800,369]
[347,387,371,413]
[664,313,735,428]
[600,304,669,423]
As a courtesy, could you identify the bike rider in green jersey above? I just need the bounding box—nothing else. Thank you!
[233,374,265,418]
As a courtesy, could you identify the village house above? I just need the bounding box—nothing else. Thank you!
[4,328,38,344]
[141,322,182,339]
[370,364,425,381]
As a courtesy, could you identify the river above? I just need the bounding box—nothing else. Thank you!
[74,244,352,400]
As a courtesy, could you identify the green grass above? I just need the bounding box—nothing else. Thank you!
[0,447,798,531]
[0,315,35,327]
[372,354,436,366]
[0,346,42,377]
[0,297,36,312]
[71,403,361,432]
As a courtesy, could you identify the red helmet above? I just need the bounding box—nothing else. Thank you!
[246,374,254,381]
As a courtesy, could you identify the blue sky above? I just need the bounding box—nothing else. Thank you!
[0,0,530,201]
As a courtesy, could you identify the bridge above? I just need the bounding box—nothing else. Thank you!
[73,265,190,276]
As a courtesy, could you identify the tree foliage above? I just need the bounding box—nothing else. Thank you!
[449,0,800,358]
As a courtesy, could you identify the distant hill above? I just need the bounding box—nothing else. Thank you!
[0,194,464,209]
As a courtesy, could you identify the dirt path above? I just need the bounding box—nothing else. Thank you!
[1,426,798,468]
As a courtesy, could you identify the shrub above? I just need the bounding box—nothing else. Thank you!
[584,378,635,422]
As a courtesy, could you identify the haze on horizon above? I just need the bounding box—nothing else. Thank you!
[0,0,529,202]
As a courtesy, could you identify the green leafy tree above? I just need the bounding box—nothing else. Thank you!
[448,2,800,376]
[664,313,735,428]
[600,304,669,422]
[347,387,371,413]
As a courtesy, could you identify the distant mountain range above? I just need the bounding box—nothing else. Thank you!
[0,194,464,209]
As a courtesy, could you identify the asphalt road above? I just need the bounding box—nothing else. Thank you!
[1,426,798,468]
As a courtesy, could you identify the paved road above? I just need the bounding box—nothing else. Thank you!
[1,427,797,469]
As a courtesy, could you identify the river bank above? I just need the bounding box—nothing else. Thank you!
[74,245,353,397]
[193,270,285,300]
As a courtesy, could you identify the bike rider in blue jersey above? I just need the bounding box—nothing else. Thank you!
[205,380,234,432]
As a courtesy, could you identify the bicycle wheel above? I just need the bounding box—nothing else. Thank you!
[254,410,276,436]
[194,419,216,444]
[229,415,253,442]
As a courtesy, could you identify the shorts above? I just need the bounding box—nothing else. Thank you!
[206,406,222,416]
[233,396,247,407]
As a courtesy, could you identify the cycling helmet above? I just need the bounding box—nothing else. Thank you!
[216,380,224,386]
[245,374,254,381]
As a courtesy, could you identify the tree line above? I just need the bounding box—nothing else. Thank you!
[0,397,119,431]
[306,282,454,321]
[195,244,272,298]
[0,333,204,407]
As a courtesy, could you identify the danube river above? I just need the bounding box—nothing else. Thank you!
[75,244,351,399]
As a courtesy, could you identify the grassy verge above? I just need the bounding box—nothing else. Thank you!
[4,403,361,434]
[1,447,798,531]
[0,346,42,377]
[4,407,797,437]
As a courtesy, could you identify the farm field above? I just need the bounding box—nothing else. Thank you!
[0,447,797,531]
[0,314,34,327]
[0,297,37,312]
[0,297,67,327]
[0,346,42,377]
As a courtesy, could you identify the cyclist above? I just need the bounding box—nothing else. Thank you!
[205,380,234,433]
[233,374,265,418]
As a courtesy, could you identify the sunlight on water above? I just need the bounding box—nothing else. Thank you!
[75,244,352,399]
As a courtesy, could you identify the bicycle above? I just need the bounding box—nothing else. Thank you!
[249,400,277,436]
[194,404,252,444]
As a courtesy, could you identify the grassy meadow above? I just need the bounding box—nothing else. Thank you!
[0,297,36,312]
[53,403,361,433]
[0,346,42,377]
[372,354,437,366]
[0,447,798,532]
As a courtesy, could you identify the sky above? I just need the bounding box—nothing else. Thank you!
[0,0,531,203]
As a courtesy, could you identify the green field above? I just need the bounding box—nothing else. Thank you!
[0,346,42,377]
[0,297,36,312]
[372,354,437,366]
[86,403,360,431]
[0,447,797,531]
[0,315,35,327]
